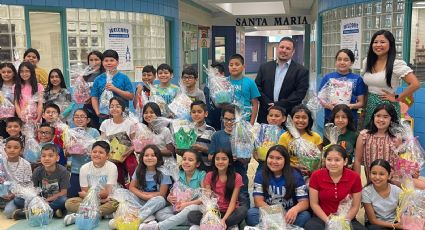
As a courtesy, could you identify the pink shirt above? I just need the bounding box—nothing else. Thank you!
[204,172,243,212]
[16,83,44,108]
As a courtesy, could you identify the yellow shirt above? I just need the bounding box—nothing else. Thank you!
[278,131,322,166]
[35,67,48,88]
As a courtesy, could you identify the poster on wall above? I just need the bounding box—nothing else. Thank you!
[340,17,362,69]
[104,23,133,70]
[198,26,210,48]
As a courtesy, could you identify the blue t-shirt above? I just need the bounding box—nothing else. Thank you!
[70,128,100,174]
[154,83,179,104]
[90,71,134,106]
[319,72,366,121]
[229,76,260,120]
[253,169,308,210]
[208,130,231,155]
[132,170,172,192]
[178,169,205,189]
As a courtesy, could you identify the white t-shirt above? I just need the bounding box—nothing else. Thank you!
[5,157,32,187]
[99,118,135,137]
[362,183,401,222]
[79,161,118,188]
[362,59,413,94]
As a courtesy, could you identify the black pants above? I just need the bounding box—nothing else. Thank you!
[188,206,248,227]
[305,216,367,230]
[0,119,8,139]
[365,222,393,230]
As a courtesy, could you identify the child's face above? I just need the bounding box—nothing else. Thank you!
[49,71,62,87]
[73,110,90,127]
[334,110,349,131]
[1,67,14,82]
[267,109,286,126]
[143,148,158,168]
[143,107,157,124]
[293,111,309,131]
[20,66,31,81]
[325,150,346,174]
[89,54,102,70]
[191,105,207,124]
[370,165,390,188]
[109,100,124,117]
[373,109,391,131]
[182,74,197,88]
[42,107,59,123]
[142,72,155,84]
[24,52,39,66]
[40,150,59,167]
[103,57,118,71]
[181,151,199,172]
[266,150,285,175]
[37,126,54,143]
[4,140,23,160]
[6,122,22,137]
[228,58,244,77]
[335,52,352,73]
[157,69,172,84]
[214,152,229,171]
[222,112,235,133]
[91,146,109,166]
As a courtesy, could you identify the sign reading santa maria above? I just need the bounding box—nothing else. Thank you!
[340,17,362,69]
[104,23,133,71]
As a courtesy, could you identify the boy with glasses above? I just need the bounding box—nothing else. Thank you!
[181,66,205,102]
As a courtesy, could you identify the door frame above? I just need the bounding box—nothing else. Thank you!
[24,6,70,86]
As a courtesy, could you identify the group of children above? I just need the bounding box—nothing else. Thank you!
[0,46,423,230]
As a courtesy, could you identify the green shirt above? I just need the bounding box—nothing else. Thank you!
[338,130,357,164]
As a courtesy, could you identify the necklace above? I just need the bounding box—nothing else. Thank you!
[6,159,20,173]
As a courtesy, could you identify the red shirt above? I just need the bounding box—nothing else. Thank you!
[204,172,243,212]
[309,168,362,216]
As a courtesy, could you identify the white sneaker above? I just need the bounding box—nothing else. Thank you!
[63,213,77,226]
[108,218,117,229]
[139,221,159,230]
[189,225,200,230]
[143,215,156,223]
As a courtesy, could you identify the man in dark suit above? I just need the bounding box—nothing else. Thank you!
[255,37,309,123]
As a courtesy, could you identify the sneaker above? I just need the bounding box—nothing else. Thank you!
[12,209,26,220]
[139,221,159,230]
[103,214,114,219]
[64,213,77,226]
[55,209,63,218]
[142,215,156,223]
[109,218,117,229]
[188,225,200,230]
[228,225,239,230]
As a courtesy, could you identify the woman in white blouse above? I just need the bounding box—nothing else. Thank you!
[362,30,420,126]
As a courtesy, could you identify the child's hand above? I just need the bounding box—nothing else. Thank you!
[175,201,190,212]
[191,144,203,152]
[78,191,87,198]
[167,194,177,204]
[220,219,227,229]
[2,193,14,201]
[105,83,116,91]
[285,207,298,224]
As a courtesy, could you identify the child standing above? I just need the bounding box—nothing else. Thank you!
[43,69,72,118]
[121,145,171,227]
[181,66,205,102]
[0,63,17,139]
[305,145,365,230]
[329,104,358,166]
[247,145,310,227]
[188,150,247,229]
[278,105,322,175]
[204,62,225,130]
[91,49,134,119]
[362,159,402,230]
[64,141,119,225]
[134,65,156,110]
[14,62,44,124]
[154,63,179,105]
[37,123,66,166]
[144,149,206,229]
[23,48,48,88]
[209,104,250,208]
[228,54,260,125]
[32,143,70,218]
[142,102,175,159]
[99,97,137,187]
[190,100,215,171]
[319,49,366,124]
[68,108,100,198]
[1,137,32,219]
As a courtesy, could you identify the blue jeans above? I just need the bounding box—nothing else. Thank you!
[68,173,81,198]
[137,196,167,221]
[246,207,311,227]
[234,160,250,209]
[155,204,200,230]
[49,195,67,211]
[3,197,25,218]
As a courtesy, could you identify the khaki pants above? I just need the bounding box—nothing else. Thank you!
[65,197,118,216]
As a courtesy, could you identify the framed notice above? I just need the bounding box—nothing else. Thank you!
[340,17,362,69]
[104,23,133,70]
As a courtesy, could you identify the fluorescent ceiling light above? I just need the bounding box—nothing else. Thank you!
[216,2,285,15]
